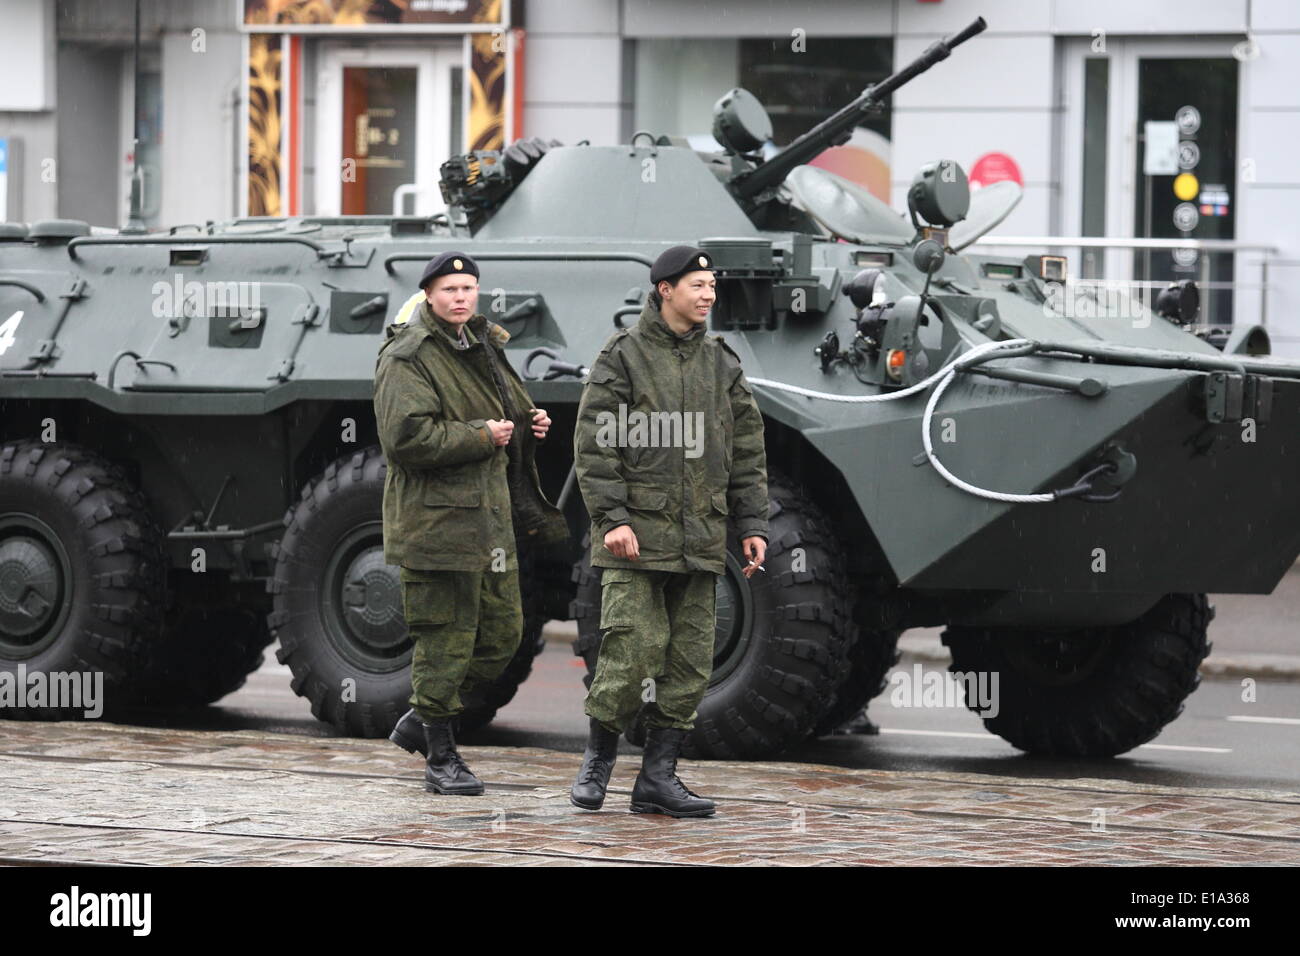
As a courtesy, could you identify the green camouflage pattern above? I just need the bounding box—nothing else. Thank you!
[584,567,717,732]
[401,565,523,720]
[373,298,567,571]
[574,298,769,574]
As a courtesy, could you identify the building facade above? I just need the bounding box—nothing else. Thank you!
[1,0,1297,349]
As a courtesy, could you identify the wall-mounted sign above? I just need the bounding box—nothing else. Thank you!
[968,152,1023,188]
[1173,172,1199,201]
[242,0,506,32]
[1173,201,1199,231]
[1176,104,1201,136]
[1143,121,1178,175]
[1198,183,1230,217]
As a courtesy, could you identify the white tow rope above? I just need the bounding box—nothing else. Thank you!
[746,338,1060,503]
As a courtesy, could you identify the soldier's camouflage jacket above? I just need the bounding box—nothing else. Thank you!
[575,297,769,574]
[374,297,568,571]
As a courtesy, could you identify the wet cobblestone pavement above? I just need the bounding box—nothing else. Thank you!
[1,722,1297,866]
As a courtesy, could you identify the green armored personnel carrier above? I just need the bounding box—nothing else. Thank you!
[3,18,1296,758]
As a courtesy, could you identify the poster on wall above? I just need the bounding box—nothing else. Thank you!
[247,34,282,217]
[242,0,506,31]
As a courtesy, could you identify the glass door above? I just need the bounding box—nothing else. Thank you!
[315,42,461,217]
[1059,38,1241,325]
[1130,56,1238,325]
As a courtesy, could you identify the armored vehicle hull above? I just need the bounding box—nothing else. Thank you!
[4,18,1298,757]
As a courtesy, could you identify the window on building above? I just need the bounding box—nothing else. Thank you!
[738,37,893,147]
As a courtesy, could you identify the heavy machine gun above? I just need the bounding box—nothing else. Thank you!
[726,17,988,209]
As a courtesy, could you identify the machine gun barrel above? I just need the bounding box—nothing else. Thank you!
[731,16,987,201]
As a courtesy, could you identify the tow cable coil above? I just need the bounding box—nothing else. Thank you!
[746,337,1300,504]
[749,338,1071,503]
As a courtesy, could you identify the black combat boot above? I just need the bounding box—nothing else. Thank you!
[570,718,620,810]
[422,718,484,795]
[392,707,470,757]
[389,708,426,755]
[630,726,715,818]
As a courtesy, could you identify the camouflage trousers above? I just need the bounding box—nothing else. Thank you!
[584,567,717,733]
[400,566,523,721]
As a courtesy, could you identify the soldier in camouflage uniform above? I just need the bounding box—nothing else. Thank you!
[374,251,567,795]
[570,245,769,817]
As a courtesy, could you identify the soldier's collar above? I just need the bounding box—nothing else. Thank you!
[638,297,706,348]
[420,300,481,348]
[417,302,511,350]
[466,313,513,348]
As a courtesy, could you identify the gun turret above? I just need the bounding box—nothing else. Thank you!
[728,16,987,207]
[439,137,562,234]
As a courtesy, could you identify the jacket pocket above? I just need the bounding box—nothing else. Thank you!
[710,491,729,515]
[626,484,668,511]
[423,483,482,507]
[401,577,457,627]
[599,568,638,628]
[624,483,669,554]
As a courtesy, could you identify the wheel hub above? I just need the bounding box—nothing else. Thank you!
[1002,629,1113,686]
[338,548,406,652]
[320,521,410,670]
[0,514,73,657]
[0,534,60,640]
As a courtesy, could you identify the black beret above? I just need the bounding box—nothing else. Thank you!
[650,245,713,286]
[419,251,480,289]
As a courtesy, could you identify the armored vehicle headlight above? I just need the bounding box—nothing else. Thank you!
[908,160,970,228]
[886,348,908,380]
[844,268,886,309]
[711,88,773,154]
[1155,280,1200,325]
[1034,255,1068,282]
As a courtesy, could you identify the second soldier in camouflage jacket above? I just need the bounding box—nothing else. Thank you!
[575,297,769,573]
[569,244,768,819]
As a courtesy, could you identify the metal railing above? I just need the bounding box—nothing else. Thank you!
[972,235,1278,328]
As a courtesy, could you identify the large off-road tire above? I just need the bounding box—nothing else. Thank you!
[813,611,902,736]
[940,592,1213,757]
[133,584,274,708]
[572,472,854,759]
[0,439,165,719]
[268,446,541,738]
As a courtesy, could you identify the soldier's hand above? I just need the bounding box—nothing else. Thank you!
[604,524,640,560]
[741,536,766,578]
[529,407,551,440]
[486,419,514,446]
